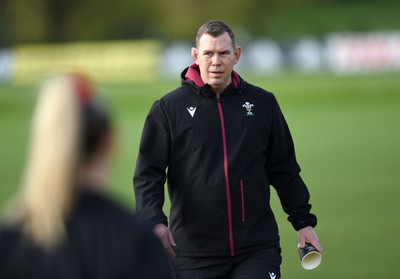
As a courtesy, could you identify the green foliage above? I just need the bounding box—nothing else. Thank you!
[0,73,399,278]
[2,0,400,45]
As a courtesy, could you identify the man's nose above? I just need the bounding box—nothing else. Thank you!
[212,54,221,65]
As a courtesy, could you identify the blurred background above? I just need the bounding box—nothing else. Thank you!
[1,0,400,81]
[0,0,399,278]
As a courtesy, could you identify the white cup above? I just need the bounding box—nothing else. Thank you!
[298,243,322,270]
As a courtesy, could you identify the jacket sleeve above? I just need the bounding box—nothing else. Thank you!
[266,95,317,231]
[133,100,170,227]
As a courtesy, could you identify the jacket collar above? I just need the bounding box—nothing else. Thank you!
[181,63,244,98]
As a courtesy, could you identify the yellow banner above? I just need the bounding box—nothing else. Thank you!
[12,40,162,83]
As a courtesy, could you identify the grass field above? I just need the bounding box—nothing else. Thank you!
[1,73,399,278]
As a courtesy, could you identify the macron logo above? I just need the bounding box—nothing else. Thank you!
[269,272,276,279]
[187,107,196,117]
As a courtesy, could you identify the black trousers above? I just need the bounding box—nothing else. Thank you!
[173,246,282,279]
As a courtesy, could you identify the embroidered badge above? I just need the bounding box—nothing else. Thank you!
[242,102,254,116]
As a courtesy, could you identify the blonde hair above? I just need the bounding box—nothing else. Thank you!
[7,74,82,250]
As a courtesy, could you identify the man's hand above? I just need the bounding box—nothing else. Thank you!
[298,226,323,255]
[153,223,176,260]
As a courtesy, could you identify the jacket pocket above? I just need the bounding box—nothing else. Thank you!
[240,179,245,223]
[239,175,269,223]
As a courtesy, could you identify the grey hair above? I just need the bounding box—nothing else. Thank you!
[195,20,236,49]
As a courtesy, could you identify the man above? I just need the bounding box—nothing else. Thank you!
[133,20,323,278]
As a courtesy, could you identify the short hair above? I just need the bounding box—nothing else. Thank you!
[195,20,236,49]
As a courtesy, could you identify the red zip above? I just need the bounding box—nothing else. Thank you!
[240,179,245,222]
[217,95,234,256]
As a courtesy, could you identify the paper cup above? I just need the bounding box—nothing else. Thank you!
[298,243,322,270]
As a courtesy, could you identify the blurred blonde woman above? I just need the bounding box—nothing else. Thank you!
[0,73,174,279]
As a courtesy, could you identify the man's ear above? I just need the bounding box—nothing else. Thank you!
[191,47,199,65]
[234,46,242,65]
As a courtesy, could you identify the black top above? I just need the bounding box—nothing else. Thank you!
[134,67,317,257]
[0,191,175,279]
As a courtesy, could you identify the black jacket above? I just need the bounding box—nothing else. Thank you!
[134,67,317,257]
[0,191,174,279]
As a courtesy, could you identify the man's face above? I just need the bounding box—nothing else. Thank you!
[192,32,241,94]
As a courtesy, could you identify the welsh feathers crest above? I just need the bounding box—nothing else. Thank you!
[242,102,254,116]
